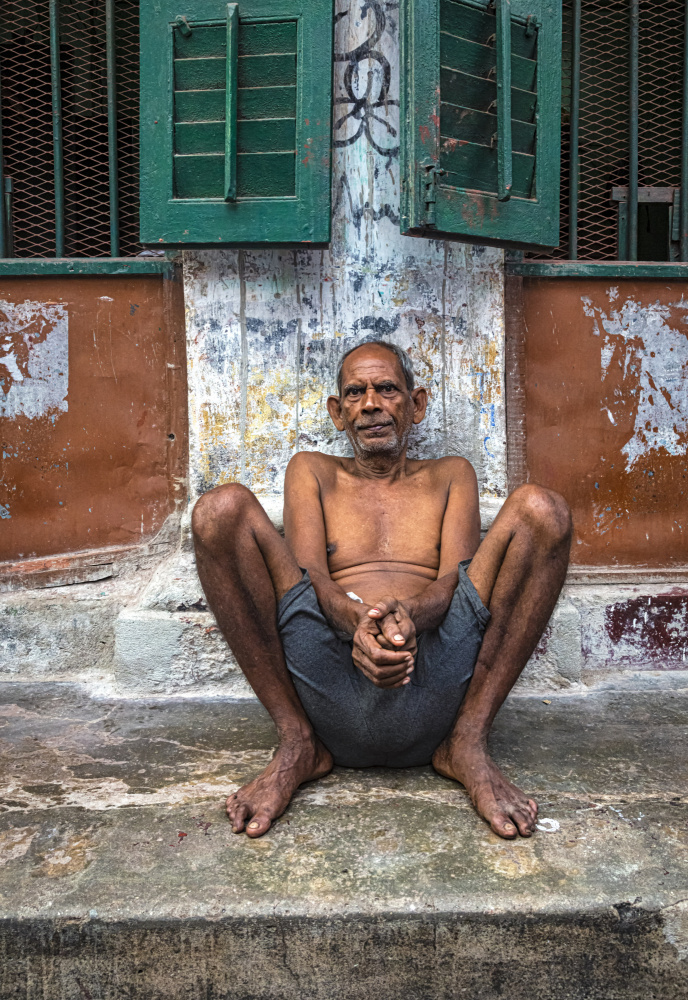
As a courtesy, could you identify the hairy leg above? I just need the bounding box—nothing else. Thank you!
[192,484,332,837]
[433,484,572,839]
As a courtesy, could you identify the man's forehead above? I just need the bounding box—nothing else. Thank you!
[340,346,405,384]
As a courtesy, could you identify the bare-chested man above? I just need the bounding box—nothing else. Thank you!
[192,341,572,840]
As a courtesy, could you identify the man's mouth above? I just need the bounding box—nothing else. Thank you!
[356,421,393,433]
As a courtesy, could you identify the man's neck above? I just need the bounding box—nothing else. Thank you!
[350,449,409,481]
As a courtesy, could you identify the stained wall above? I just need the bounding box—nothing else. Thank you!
[183,0,507,502]
[0,274,187,562]
[520,278,688,567]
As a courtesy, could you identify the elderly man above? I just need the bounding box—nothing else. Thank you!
[192,341,572,840]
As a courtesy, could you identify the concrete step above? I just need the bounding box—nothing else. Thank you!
[0,683,687,998]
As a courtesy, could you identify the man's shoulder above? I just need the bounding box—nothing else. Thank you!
[286,450,341,483]
[415,454,477,481]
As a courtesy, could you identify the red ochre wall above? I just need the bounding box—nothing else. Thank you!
[512,278,688,568]
[1,273,187,563]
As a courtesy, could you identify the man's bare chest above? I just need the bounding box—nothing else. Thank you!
[321,478,446,572]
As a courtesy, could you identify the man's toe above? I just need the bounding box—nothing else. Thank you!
[491,812,518,838]
[512,809,534,836]
[245,812,272,838]
[230,802,249,832]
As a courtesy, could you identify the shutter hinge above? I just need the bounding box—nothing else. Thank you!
[420,160,445,227]
[175,14,193,36]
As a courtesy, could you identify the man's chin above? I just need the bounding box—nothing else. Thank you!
[354,435,402,456]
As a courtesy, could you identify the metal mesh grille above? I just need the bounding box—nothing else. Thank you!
[0,0,141,258]
[529,0,686,261]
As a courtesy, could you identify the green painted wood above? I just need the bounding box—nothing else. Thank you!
[442,140,534,198]
[224,3,239,201]
[496,0,513,201]
[441,105,535,154]
[175,152,296,198]
[174,86,297,123]
[440,33,537,92]
[175,57,227,91]
[0,258,177,276]
[237,117,296,152]
[175,89,227,122]
[173,20,296,58]
[174,53,297,90]
[140,0,332,244]
[237,85,297,119]
[439,68,536,123]
[174,24,225,58]
[441,0,536,59]
[506,261,688,278]
[401,0,561,251]
[239,20,297,54]
[239,54,296,87]
[176,118,296,154]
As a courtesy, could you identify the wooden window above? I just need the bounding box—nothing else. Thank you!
[400,0,562,251]
[139,0,333,245]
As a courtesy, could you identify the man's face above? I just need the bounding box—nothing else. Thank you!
[326,346,427,459]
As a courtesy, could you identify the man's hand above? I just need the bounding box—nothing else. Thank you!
[351,598,417,689]
[368,597,418,656]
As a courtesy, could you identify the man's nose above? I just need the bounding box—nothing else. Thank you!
[361,388,381,410]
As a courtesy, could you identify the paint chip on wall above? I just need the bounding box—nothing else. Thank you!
[0,300,69,419]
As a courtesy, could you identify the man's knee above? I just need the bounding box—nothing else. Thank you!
[191,483,257,548]
[509,484,572,545]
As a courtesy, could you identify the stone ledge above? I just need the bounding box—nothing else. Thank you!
[0,683,686,998]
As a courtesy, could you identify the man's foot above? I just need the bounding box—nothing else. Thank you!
[226,735,333,837]
[432,735,538,839]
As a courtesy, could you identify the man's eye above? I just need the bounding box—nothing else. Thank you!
[380,384,397,393]
[347,387,362,396]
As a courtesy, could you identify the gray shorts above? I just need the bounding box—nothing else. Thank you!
[277,561,490,768]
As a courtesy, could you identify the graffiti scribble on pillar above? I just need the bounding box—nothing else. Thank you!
[333,1,400,158]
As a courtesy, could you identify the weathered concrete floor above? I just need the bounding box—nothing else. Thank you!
[0,683,687,998]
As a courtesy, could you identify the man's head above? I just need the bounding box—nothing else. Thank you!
[326,341,427,460]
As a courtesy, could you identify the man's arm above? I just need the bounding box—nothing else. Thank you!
[370,458,481,637]
[283,452,362,636]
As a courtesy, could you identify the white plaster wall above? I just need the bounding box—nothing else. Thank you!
[183,0,507,500]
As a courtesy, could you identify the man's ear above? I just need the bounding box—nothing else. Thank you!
[326,394,346,431]
[411,387,428,425]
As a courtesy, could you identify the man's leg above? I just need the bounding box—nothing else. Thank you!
[192,483,333,838]
[432,484,572,839]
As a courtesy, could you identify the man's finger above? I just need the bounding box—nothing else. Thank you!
[366,597,398,620]
[353,652,414,686]
[360,632,412,666]
[379,610,415,647]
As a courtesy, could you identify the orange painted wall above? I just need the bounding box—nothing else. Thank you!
[1,273,187,561]
[516,278,687,567]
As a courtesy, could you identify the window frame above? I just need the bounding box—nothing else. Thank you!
[400,0,562,252]
[138,0,333,246]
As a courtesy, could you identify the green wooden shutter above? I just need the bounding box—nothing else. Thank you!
[400,0,561,251]
[140,0,332,245]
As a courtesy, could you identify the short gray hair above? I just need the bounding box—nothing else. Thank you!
[336,340,415,396]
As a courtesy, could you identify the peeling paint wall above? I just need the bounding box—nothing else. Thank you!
[0,276,187,562]
[184,0,507,502]
[520,279,688,567]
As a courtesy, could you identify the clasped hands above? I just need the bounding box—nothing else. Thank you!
[351,597,417,689]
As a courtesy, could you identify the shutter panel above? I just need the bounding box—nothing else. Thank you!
[400,0,561,251]
[140,0,332,245]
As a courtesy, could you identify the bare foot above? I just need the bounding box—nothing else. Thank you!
[432,735,538,839]
[226,735,333,837]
